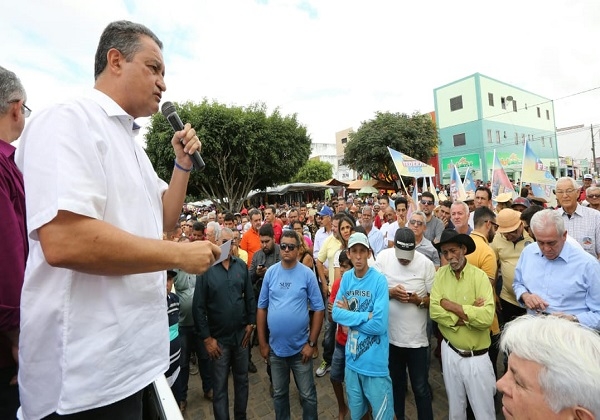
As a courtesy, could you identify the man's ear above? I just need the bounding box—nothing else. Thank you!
[573,406,595,420]
[105,48,123,75]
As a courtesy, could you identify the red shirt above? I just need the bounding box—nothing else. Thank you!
[329,277,348,345]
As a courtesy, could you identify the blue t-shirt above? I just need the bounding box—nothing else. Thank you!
[258,262,324,357]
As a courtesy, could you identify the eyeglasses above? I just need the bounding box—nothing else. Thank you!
[420,200,433,205]
[587,194,600,199]
[487,220,499,229]
[8,100,31,118]
[555,188,577,195]
[409,219,424,226]
[280,243,297,251]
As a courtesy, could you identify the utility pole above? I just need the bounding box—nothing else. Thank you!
[592,124,597,176]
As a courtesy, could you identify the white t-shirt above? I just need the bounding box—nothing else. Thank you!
[373,249,435,348]
[16,90,169,419]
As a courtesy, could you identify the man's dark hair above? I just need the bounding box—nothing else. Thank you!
[266,205,276,214]
[440,200,453,208]
[473,206,496,228]
[421,191,434,201]
[224,212,235,222]
[299,202,307,208]
[290,220,304,230]
[520,205,544,226]
[192,221,205,231]
[281,229,300,245]
[258,223,274,238]
[94,20,163,80]
[475,186,492,201]
[395,196,408,209]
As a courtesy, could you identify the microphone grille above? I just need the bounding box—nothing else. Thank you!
[161,101,176,117]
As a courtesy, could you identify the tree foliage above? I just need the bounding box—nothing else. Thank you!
[292,160,333,183]
[343,111,438,183]
[145,100,312,211]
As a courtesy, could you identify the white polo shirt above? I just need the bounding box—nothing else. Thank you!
[16,90,169,419]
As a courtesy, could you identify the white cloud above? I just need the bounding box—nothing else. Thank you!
[2,0,599,159]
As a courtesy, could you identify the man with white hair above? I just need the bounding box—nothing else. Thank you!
[585,185,600,211]
[450,201,471,235]
[513,209,600,330]
[555,176,600,258]
[497,315,600,419]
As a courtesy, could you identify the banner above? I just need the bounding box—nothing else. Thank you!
[388,147,436,178]
[449,165,467,201]
[521,141,556,186]
[463,168,477,197]
[490,150,516,199]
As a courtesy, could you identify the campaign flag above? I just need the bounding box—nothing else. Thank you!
[521,141,556,186]
[428,176,439,204]
[490,150,516,199]
[463,168,477,197]
[387,147,436,179]
[449,165,467,201]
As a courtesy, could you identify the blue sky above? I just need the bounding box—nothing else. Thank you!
[2,0,600,159]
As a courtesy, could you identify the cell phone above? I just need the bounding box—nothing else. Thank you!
[258,264,265,268]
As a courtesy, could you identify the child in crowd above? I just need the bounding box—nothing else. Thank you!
[328,250,352,420]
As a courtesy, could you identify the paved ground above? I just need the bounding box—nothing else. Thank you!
[183,333,505,419]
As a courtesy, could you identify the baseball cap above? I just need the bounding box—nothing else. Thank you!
[496,209,522,233]
[511,197,531,209]
[584,174,593,180]
[318,205,334,217]
[394,228,416,261]
[348,232,370,250]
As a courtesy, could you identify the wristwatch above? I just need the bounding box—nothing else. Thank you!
[418,299,427,309]
[308,340,316,348]
[249,324,256,329]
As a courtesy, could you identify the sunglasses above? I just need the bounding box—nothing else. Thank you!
[280,243,297,251]
[409,220,424,226]
[587,194,600,199]
[420,200,433,205]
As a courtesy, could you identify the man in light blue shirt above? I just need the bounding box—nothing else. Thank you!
[513,209,600,330]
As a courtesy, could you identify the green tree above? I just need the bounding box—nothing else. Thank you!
[292,160,333,183]
[145,100,312,211]
[343,111,438,183]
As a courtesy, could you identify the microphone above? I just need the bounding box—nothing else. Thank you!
[161,101,205,171]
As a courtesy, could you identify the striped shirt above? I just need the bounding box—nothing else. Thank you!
[558,204,600,258]
[166,293,181,387]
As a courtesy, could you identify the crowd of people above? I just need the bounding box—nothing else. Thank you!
[160,180,600,419]
[1,18,600,420]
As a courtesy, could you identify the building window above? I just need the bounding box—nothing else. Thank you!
[546,110,550,120]
[453,133,466,147]
[512,101,518,112]
[521,134,525,144]
[488,93,494,106]
[496,130,501,144]
[341,137,347,144]
[501,97,506,110]
[450,96,463,111]
[537,107,541,118]
[487,129,492,143]
[541,136,545,147]
[514,133,519,145]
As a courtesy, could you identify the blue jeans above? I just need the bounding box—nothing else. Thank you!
[270,351,318,420]
[388,345,433,420]
[212,342,249,420]
[179,325,212,398]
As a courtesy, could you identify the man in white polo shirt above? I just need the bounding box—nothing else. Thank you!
[16,21,220,419]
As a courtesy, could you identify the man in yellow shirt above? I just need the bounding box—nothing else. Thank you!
[430,229,496,420]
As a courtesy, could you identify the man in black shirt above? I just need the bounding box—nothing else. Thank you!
[193,228,256,420]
